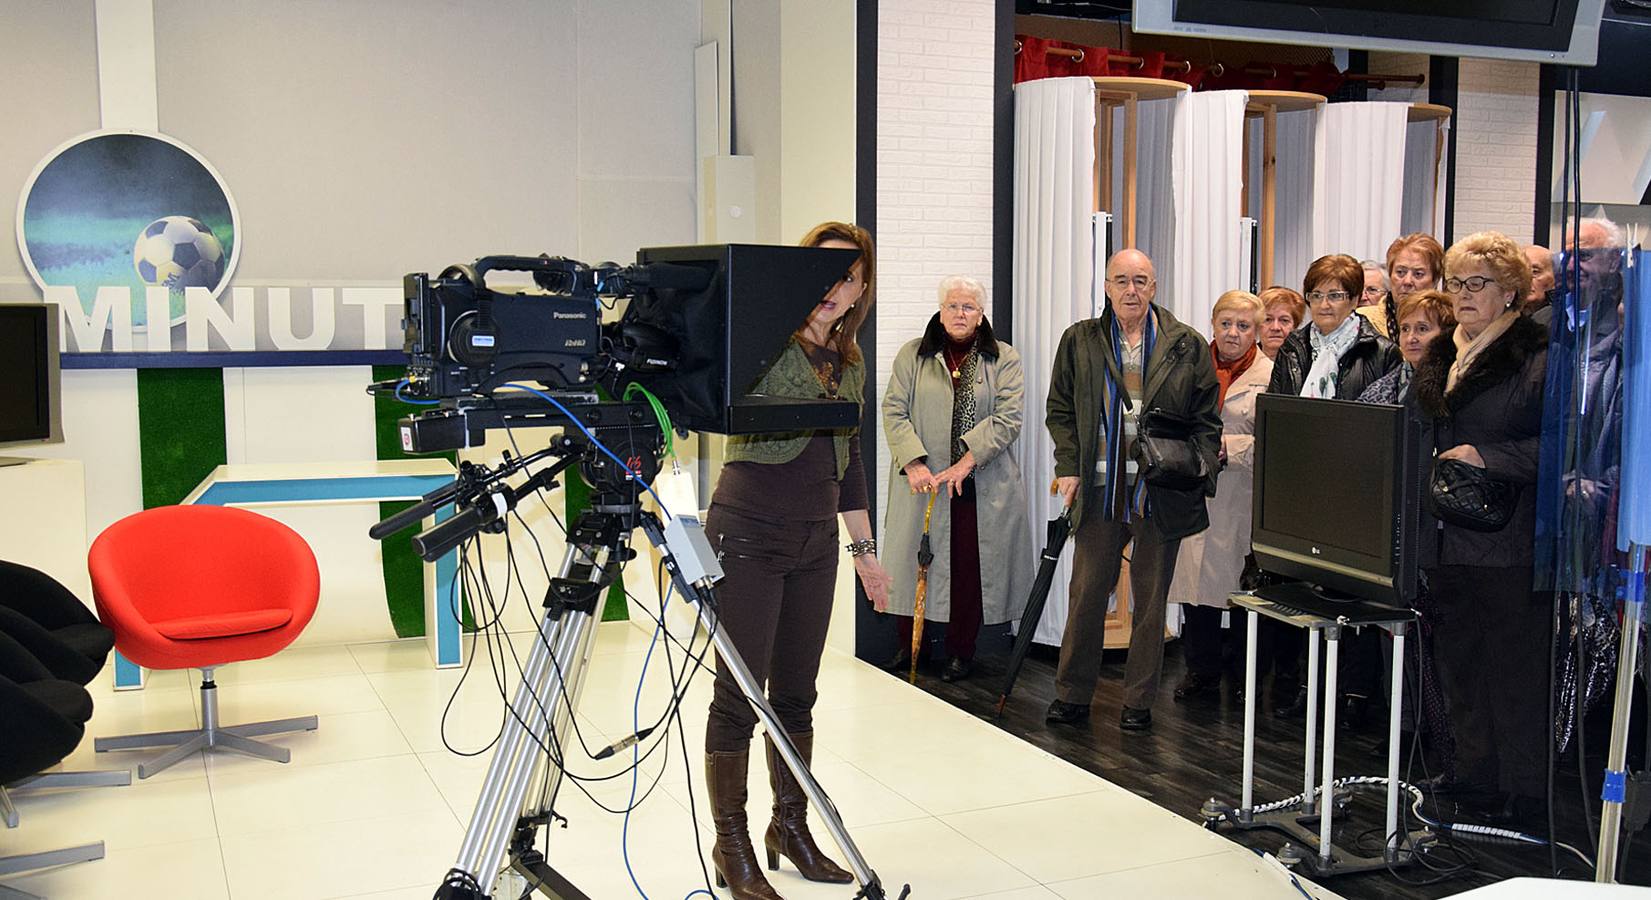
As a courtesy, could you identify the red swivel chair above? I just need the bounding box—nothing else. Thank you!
[88,505,321,779]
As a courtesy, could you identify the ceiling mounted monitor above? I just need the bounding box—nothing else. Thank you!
[1132,0,1607,65]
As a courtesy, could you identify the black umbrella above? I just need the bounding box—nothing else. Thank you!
[995,508,1073,716]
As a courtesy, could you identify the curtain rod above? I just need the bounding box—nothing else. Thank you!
[1010,40,1426,86]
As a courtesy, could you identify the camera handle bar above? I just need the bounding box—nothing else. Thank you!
[378,421,906,900]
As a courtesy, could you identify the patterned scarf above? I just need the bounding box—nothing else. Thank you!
[1099,311,1157,521]
[1213,342,1258,407]
[1301,314,1361,399]
[947,336,979,465]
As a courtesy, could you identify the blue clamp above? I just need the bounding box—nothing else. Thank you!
[1604,769,1628,803]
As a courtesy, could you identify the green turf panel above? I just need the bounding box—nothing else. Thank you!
[136,368,226,510]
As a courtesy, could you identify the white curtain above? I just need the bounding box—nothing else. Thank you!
[1116,100,1182,300]
[1312,101,1410,263]
[1401,117,1452,242]
[1013,77,1094,645]
[1273,108,1320,292]
[1171,90,1247,328]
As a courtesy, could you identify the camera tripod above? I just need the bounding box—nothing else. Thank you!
[377,425,906,900]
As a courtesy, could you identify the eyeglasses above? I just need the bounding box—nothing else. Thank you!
[1108,275,1154,291]
[941,302,982,315]
[1361,286,1387,298]
[1444,276,1494,294]
[1305,291,1351,304]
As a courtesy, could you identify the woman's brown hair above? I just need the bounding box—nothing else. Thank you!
[798,221,875,364]
[1302,254,1365,304]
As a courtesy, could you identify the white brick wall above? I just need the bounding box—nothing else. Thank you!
[1452,58,1540,244]
[872,0,996,527]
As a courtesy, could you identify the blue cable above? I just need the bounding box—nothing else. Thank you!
[394,378,441,405]
[623,609,666,899]
[499,382,673,517]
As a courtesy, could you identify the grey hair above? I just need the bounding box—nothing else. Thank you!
[1578,216,1626,250]
[1360,259,1389,290]
[937,275,987,308]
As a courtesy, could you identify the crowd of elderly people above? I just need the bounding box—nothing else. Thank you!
[864,223,1600,842]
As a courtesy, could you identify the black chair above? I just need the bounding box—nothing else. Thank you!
[0,630,126,894]
[0,561,114,686]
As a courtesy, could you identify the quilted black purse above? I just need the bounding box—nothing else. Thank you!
[1428,458,1517,532]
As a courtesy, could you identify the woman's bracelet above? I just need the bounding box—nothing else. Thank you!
[845,538,877,558]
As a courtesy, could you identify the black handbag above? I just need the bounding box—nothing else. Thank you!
[1428,457,1517,532]
[1132,407,1205,491]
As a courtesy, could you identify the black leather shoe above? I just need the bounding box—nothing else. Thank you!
[1120,706,1153,731]
[1173,671,1221,701]
[884,648,911,673]
[940,657,972,683]
[1045,699,1090,725]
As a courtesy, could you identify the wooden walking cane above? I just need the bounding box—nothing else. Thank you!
[911,492,939,684]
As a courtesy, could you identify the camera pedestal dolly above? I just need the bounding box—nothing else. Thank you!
[374,422,908,900]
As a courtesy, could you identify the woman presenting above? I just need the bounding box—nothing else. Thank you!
[881,275,1034,682]
[702,221,891,900]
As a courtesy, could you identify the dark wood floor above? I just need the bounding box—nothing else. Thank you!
[886,635,1651,900]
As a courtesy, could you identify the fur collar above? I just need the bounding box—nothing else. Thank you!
[917,312,1001,359]
[1414,315,1547,419]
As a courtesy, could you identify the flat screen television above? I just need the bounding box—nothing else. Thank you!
[1132,0,1606,65]
[1251,394,1422,604]
[0,303,64,463]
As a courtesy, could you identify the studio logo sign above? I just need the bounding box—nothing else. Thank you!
[16,130,399,364]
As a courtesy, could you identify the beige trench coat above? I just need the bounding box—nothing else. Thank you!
[1170,354,1274,609]
[881,337,1034,624]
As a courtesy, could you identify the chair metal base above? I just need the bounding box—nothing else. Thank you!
[3,773,131,829]
[0,841,105,897]
[93,668,317,779]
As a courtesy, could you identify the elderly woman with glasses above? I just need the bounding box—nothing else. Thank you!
[882,275,1034,682]
[1414,231,1550,826]
[1269,254,1401,401]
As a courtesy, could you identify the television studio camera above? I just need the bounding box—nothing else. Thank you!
[367,245,908,900]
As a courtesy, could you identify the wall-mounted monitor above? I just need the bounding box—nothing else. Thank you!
[0,303,64,463]
[1133,0,1607,65]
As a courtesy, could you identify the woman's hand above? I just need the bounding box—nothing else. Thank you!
[855,554,892,611]
[1438,444,1485,468]
[932,451,976,497]
[1052,476,1079,508]
[904,461,936,494]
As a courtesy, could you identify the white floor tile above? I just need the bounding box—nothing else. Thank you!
[211,671,387,722]
[1046,847,1327,899]
[206,755,448,837]
[1,837,230,900]
[202,708,414,776]
[219,812,461,900]
[348,639,441,673]
[943,790,1241,883]
[2,773,217,852]
[832,817,1036,899]
[851,736,1107,817]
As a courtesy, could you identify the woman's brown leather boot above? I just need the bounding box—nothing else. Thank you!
[763,732,853,883]
[707,749,784,899]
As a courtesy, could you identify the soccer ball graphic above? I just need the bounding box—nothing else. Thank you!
[132,216,224,292]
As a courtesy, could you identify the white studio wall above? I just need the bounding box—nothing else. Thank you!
[1171,90,1248,329]
[1012,76,1094,645]
[1312,101,1412,262]
[2,1,703,650]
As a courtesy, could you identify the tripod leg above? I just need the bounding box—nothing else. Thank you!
[446,529,610,897]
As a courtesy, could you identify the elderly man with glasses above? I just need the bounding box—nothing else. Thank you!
[1044,249,1221,732]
